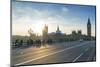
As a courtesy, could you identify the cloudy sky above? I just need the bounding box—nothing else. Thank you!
[12,1,96,36]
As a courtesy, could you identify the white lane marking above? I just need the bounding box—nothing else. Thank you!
[73,52,84,62]
[72,48,89,62]
[14,42,89,66]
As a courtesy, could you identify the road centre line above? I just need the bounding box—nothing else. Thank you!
[72,52,84,62]
[73,47,90,62]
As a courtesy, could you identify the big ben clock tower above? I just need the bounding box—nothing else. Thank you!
[87,18,91,37]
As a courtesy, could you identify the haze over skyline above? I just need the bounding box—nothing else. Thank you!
[12,1,96,36]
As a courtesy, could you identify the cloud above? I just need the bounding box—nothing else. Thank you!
[12,1,70,25]
[62,7,69,12]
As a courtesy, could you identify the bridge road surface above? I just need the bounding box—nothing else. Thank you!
[11,41,96,66]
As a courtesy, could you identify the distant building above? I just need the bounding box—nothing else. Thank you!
[49,25,66,36]
[56,26,61,34]
[72,30,77,35]
[42,24,48,41]
[48,26,66,42]
[42,24,48,36]
[87,18,91,37]
[78,30,82,35]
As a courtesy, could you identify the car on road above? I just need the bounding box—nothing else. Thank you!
[79,39,83,42]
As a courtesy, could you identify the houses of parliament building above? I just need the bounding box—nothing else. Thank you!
[42,18,93,42]
[27,18,94,43]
